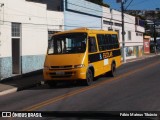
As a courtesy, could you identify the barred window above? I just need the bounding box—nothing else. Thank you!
[12,23,21,37]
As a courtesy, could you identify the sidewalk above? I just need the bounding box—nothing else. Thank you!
[0,53,159,96]
[125,53,158,63]
[0,70,43,96]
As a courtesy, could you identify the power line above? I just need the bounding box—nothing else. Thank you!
[125,0,133,10]
[128,0,150,8]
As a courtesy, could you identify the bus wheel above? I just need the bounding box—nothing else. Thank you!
[85,69,93,86]
[109,63,116,77]
[47,81,57,88]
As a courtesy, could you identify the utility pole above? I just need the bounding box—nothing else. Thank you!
[153,9,157,55]
[153,20,157,54]
[121,0,126,63]
[117,0,134,62]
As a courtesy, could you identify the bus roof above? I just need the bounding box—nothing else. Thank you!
[53,27,118,36]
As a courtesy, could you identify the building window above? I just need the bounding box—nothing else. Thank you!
[12,23,21,37]
[11,23,21,74]
[103,20,113,25]
[128,31,131,40]
[136,32,143,36]
[114,23,122,27]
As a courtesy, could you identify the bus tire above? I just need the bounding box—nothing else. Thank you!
[47,81,57,88]
[85,69,93,86]
[109,62,116,77]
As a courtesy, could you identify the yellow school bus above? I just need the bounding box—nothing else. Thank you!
[43,28,121,86]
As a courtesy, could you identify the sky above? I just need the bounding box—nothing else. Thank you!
[104,0,160,10]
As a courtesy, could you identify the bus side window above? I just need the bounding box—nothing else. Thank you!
[105,34,112,50]
[97,34,105,51]
[111,34,119,49]
[88,37,97,53]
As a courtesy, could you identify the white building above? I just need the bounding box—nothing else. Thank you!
[0,0,145,80]
[0,0,64,80]
[103,7,145,59]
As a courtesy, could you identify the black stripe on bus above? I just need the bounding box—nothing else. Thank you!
[89,49,121,63]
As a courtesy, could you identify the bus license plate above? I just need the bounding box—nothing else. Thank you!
[56,71,64,75]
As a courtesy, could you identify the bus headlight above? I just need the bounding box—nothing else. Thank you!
[74,64,85,68]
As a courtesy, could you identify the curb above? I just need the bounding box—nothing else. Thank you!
[0,82,42,96]
[123,54,160,64]
[0,87,18,96]
[0,70,43,96]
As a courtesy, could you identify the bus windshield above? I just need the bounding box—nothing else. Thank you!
[48,33,87,54]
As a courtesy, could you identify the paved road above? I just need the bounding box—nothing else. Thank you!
[0,56,160,119]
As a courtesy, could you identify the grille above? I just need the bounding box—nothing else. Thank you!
[50,65,73,70]
[49,71,75,78]
[50,75,72,78]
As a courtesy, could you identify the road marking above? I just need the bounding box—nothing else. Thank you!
[23,60,160,111]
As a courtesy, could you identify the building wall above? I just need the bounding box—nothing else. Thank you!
[102,7,112,30]
[64,0,102,30]
[0,0,145,79]
[102,8,144,59]
[47,11,64,31]
[64,0,145,59]
[102,7,111,19]
[0,0,64,80]
[26,0,63,11]
[64,11,102,30]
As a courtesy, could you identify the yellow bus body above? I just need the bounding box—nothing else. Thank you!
[43,28,121,85]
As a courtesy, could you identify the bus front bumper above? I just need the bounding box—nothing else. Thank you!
[43,68,86,81]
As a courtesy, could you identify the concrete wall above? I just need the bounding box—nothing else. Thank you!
[47,11,64,31]
[0,0,145,79]
[64,0,102,30]
[26,0,63,11]
[66,0,102,17]
[102,7,111,19]
[64,11,102,30]
[0,0,64,80]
